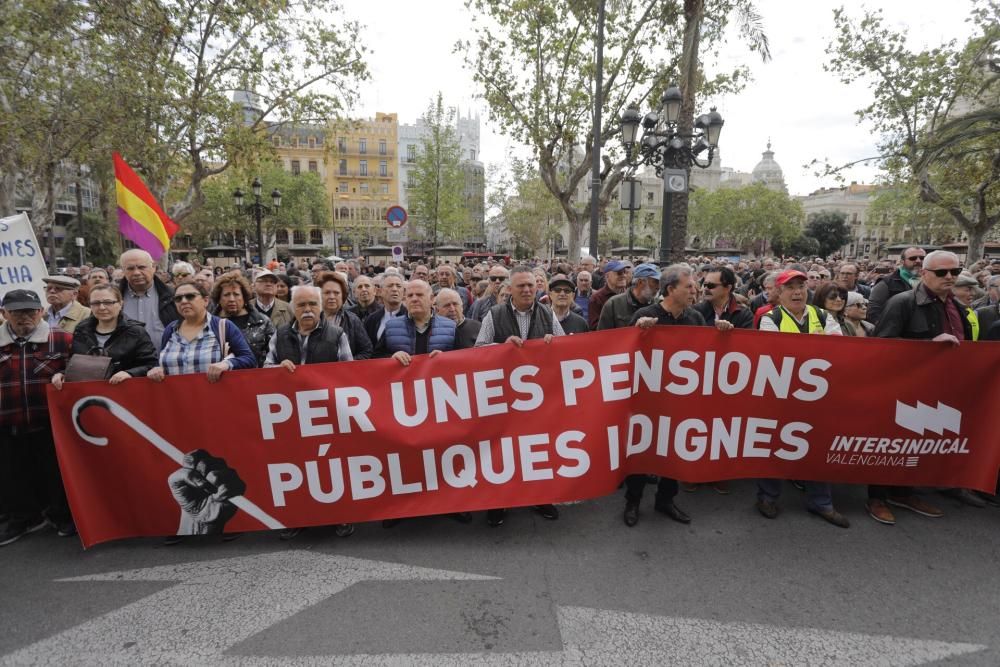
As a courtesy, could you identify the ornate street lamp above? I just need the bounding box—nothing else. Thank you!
[233,178,282,265]
[620,83,723,264]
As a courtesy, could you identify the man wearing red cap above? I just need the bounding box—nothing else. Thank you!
[755,269,849,528]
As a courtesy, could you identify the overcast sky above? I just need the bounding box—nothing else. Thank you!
[337,0,976,197]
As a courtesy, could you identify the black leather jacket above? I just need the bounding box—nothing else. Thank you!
[219,307,275,368]
[71,315,158,377]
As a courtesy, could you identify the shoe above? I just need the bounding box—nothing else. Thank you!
[56,521,77,538]
[711,481,731,495]
[449,512,473,524]
[866,499,896,525]
[0,517,48,547]
[623,503,639,527]
[887,495,944,518]
[680,482,699,493]
[382,518,402,528]
[755,499,779,519]
[533,504,559,520]
[941,488,987,508]
[278,527,304,540]
[809,507,850,528]
[487,509,505,527]
[654,502,691,524]
[163,535,186,546]
[334,523,355,537]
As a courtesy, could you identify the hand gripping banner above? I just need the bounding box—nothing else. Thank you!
[48,327,1000,547]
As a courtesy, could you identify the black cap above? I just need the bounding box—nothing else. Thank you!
[1,289,43,311]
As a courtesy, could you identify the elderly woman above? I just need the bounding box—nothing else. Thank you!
[841,291,874,337]
[51,284,158,389]
[812,283,849,335]
[211,271,275,367]
[316,271,373,360]
[147,280,255,383]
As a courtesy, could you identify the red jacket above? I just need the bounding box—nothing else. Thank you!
[0,322,72,431]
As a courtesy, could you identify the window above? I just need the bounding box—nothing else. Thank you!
[315,135,323,146]
[360,209,370,220]
[407,173,416,188]
[407,145,416,162]
[275,229,289,244]
[339,207,349,219]
[308,137,315,149]
[291,137,299,147]
[380,183,388,194]
[359,139,367,154]
[647,191,654,203]
[272,136,281,147]
[379,160,387,177]
[291,160,301,175]
[293,230,306,244]
[360,183,369,194]
[308,160,318,173]
[470,149,475,160]
[338,182,348,193]
[337,137,347,152]
[359,160,368,176]
[339,159,347,175]
[379,140,386,155]
[309,229,323,244]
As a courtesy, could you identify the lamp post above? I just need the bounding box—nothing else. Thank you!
[233,177,281,265]
[619,175,641,260]
[619,84,723,265]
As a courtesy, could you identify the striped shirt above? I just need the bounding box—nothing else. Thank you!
[159,318,223,376]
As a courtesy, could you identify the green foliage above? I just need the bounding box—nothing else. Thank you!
[489,158,565,256]
[867,185,959,245]
[183,163,329,256]
[409,93,470,245]
[773,233,820,259]
[824,2,1000,260]
[61,213,121,268]
[688,183,802,254]
[458,0,770,261]
[804,211,851,257]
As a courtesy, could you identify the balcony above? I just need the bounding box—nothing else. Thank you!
[333,147,396,158]
[336,169,395,178]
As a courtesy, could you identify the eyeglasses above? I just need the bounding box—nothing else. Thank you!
[702,282,719,290]
[905,255,926,262]
[550,287,573,294]
[173,272,191,278]
[173,293,201,302]
[90,300,120,307]
[928,268,962,277]
[489,276,506,282]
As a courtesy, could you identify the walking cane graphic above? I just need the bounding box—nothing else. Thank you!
[71,396,285,530]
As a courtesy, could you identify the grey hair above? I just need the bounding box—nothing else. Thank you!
[435,287,462,308]
[764,270,782,287]
[291,285,321,302]
[509,265,534,279]
[658,263,693,295]
[923,250,960,267]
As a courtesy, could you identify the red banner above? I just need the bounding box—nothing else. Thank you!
[49,327,1000,547]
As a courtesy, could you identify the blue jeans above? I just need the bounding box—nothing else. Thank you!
[756,479,833,512]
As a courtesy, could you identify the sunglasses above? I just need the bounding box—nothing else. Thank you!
[702,282,720,290]
[489,276,506,282]
[828,293,846,300]
[90,300,120,307]
[173,292,201,302]
[550,287,573,294]
[905,255,926,262]
[928,268,962,277]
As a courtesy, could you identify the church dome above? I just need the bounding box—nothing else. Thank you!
[752,141,786,192]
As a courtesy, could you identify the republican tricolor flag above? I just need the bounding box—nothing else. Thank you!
[113,152,178,260]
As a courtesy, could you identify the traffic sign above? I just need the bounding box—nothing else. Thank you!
[391,245,404,262]
[386,205,407,228]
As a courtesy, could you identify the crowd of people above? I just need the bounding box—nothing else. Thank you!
[1,246,998,546]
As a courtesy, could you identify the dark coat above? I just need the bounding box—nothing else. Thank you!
[867,269,912,324]
[363,304,407,347]
[455,318,482,349]
[272,319,346,365]
[336,309,373,360]
[694,298,754,329]
[873,283,973,341]
[72,315,158,377]
[219,307,275,368]
[558,311,590,335]
[118,275,179,326]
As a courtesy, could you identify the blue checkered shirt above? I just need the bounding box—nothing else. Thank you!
[159,318,222,376]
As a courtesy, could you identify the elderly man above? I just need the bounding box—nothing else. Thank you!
[349,275,378,321]
[835,263,870,298]
[363,272,407,347]
[0,290,75,545]
[975,274,1000,332]
[588,259,628,330]
[119,249,179,352]
[868,251,971,524]
[867,247,924,324]
[435,287,481,348]
[171,261,195,281]
[548,275,589,334]
[253,269,293,327]
[380,280,457,361]
[42,275,91,333]
[597,263,660,330]
[574,270,593,321]
[467,264,510,322]
[475,266,564,526]
[411,263,431,282]
[756,270,849,529]
[265,285,353,540]
[435,264,472,311]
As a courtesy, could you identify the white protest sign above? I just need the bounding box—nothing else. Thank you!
[0,213,49,300]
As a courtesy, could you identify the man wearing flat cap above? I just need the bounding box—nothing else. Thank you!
[596,263,661,331]
[0,289,75,545]
[42,275,90,334]
[547,275,589,334]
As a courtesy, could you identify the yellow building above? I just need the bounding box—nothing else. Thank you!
[272,112,400,259]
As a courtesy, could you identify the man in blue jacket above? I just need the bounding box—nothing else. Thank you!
[379,279,457,363]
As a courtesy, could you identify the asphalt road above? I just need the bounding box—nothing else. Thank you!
[1,481,998,665]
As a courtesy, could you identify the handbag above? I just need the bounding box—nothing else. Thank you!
[64,354,113,382]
